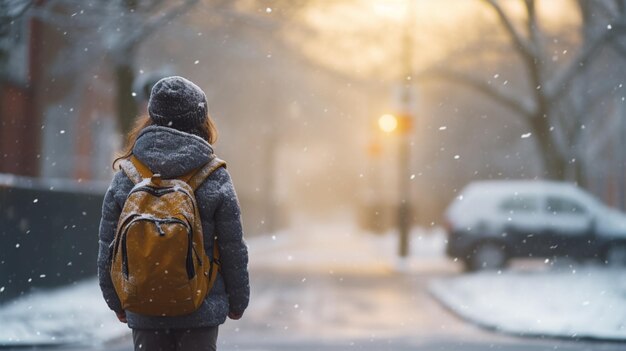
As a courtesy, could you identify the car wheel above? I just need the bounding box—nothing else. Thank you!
[604,244,626,266]
[467,242,507,271]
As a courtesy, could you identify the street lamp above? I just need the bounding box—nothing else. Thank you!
[378,112,413,259]
[378,114,398,133]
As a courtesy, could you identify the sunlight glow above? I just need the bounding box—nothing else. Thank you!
[379,114,398,133]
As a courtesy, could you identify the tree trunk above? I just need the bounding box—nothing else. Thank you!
[529,113,567,180]
[115,60,137,135]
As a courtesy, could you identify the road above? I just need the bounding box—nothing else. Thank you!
[8,223,626,350]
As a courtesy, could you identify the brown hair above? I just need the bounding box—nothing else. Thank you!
[112,114,219,170]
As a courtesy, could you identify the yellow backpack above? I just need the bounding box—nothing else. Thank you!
[109,155,226,317]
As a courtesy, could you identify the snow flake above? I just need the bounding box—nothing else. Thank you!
[608,24,613,30]
[59,130,66,134]
[0,286,4,293]
[266,7,272,13]
[454,155,460,160]
[521,133,532,139]
[439,126,447,130]
[410,174,416,180]
[15,243,20,248]
[194,60,200,65]
[33,198,38,203]
[131,92,137,97]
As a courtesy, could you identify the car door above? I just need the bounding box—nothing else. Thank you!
[499,194,545,257]
[544,196,594,258]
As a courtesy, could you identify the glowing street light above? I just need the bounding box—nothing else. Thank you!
[378,114,398,133]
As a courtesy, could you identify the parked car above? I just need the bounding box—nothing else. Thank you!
[444,180,626,271]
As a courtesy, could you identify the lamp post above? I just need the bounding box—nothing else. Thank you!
[377,112,413,258]
[397,0,415,259]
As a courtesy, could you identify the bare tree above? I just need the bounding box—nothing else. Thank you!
[24,0,201,134]
[426,0,626,182]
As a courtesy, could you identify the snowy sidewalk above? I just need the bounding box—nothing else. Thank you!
[430,266,626,341]
[0,278,128,347]
[0,221,447,347]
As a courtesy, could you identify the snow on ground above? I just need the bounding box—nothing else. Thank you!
[5,218,626,345]
[430,265,626,341]
[0,277,128,346]
[248,219,449,274]
[0,219,448,346]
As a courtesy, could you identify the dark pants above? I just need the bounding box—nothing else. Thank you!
[132,326,218,351]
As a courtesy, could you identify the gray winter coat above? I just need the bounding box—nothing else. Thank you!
[97,125,249,329]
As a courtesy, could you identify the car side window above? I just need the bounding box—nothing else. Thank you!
[546,197,587,215]
[500,196,539,214]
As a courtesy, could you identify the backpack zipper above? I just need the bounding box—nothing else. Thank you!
[129,185,197,216]
[120,216,192,279]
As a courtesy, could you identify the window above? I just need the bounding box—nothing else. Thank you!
[500,195,539,214]
[546,197,586,215]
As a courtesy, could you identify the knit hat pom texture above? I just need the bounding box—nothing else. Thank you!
[148,76,208,132]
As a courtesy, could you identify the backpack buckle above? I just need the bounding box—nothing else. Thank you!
[151,174,162,186]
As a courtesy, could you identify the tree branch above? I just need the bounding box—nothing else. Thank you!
[422,67,534,118]
[524,0,543,58]
[546,24,620,102]
[483,0,534,60]
[116,0,199,55]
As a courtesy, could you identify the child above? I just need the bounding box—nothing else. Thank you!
[97,76,249,351]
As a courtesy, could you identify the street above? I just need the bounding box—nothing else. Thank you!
[7,222,626,351]
[34,269,625,351]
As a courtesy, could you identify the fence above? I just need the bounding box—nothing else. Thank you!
[0,174,107,304]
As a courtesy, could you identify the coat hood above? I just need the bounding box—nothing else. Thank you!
[132,125,213,178]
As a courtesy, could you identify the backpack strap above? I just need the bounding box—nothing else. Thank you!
[120,155,225,189]
[119,156,153,185]
[187,156,226,290]
[187,156,227,192]
[207,241,221,291]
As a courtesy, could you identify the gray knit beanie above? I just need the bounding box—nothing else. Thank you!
[148,76,208,132]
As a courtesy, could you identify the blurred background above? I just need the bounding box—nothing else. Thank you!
[2,0,626,350]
